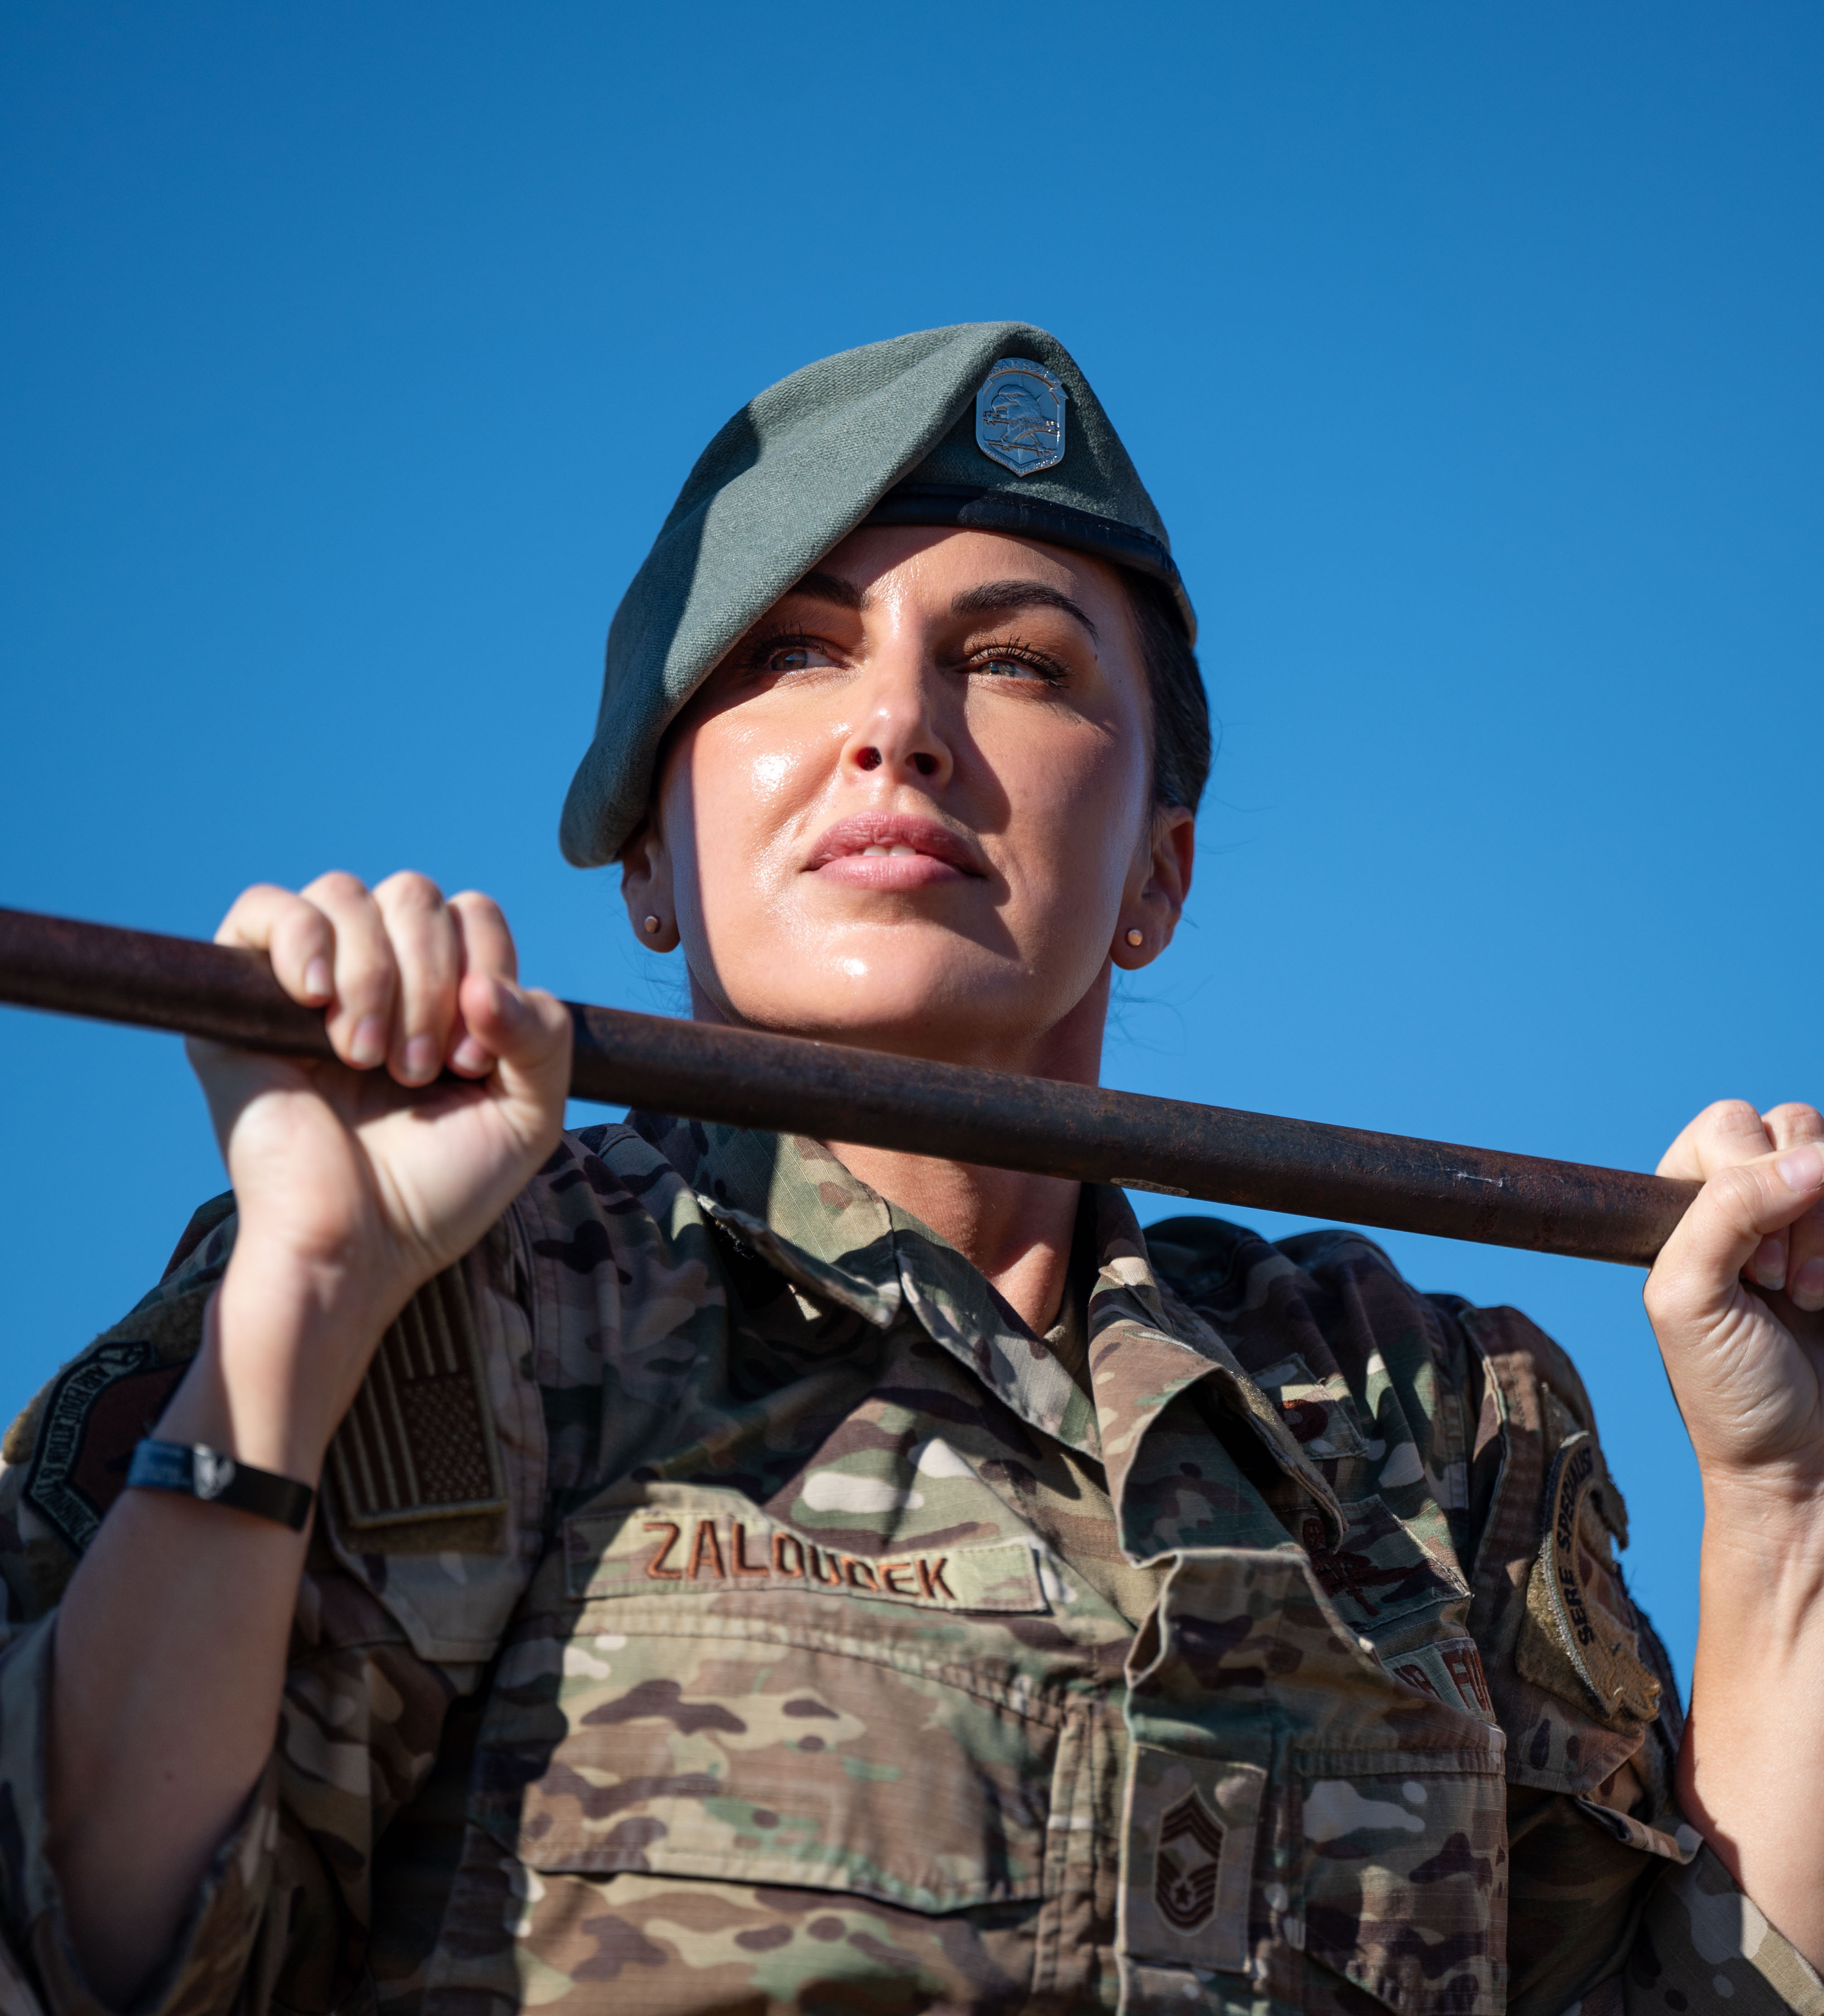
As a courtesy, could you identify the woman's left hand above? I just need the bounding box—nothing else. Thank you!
[1646,1099,1824,1498]
[1647,1098,1824,1968]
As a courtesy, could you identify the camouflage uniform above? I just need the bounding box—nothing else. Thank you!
[0,1115,1816,2016]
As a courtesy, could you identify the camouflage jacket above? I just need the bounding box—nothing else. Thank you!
[0,1116,1817,2016]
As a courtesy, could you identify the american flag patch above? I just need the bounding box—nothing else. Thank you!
[327,1265,506,1544]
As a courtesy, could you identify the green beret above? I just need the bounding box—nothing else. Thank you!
[559,321,1193,867]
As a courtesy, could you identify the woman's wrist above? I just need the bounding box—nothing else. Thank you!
[159,1250,398,1481]
[1690,1484,1824,1696]
[1698,1464,1824,1570]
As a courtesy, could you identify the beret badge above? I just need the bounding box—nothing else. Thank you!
[975,356,1067,477]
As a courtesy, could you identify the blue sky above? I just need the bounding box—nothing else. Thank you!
[4,3,1821,1685]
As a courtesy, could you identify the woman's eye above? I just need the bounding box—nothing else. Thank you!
[974,652,1059,682]
[762,642,834,673]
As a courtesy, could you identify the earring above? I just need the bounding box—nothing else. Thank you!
[643,915,662,935]
[1125,929,1144,948]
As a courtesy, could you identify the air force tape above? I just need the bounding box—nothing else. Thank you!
[975,356,1067,476]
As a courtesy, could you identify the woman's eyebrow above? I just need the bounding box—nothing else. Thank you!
[782,570,866,611]
[950,579,1099,644]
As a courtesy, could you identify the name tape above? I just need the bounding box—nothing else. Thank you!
[564,1507,1048,1614]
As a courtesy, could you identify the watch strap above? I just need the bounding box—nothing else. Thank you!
[127,1439,314,1532]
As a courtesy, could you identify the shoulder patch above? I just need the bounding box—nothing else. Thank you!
[326,1264,508,1556]
[24,1339,191,1552]
[1517,1430,1659,1728]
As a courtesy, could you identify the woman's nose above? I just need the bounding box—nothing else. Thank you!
[852,744,941,778]
[840,668,954,788]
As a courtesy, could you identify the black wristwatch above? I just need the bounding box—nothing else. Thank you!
[126,1439,315,1532]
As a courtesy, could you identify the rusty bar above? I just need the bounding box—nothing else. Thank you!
[0,904,1697,1266]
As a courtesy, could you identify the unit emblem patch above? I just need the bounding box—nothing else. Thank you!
[1519,1429,1659,1726]
[24,1340,188,1552]
[975,356,1067,477]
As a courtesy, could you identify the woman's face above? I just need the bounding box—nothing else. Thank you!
[621,527,1194,1075]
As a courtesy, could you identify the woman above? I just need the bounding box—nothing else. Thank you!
[0,325,1819,2016]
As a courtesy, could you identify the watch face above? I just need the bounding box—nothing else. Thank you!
[194,1447,237,1499]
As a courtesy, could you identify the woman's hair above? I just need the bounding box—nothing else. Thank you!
[1121,569,1212,814]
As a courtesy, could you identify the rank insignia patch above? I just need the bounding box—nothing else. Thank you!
[1155,1789,1226,1930]
[1120,1747,1265,1974]
[975,356,1067,477]
[24,1340,189,1552]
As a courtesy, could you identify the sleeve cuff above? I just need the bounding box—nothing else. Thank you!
[1635,1843,1824,2016]
[0,1614,280,2016]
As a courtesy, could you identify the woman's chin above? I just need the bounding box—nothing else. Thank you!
[721,971,1048,1064]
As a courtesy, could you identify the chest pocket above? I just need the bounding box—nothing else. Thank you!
[465,1490,1085,1916]
[1121,1551,1508,2016]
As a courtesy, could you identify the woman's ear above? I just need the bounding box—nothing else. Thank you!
[1111,804,1195,969]
[619,817,681,953]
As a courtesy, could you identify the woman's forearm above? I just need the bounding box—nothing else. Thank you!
[1679,1487,1824,1969]
[47,1273,381,2007]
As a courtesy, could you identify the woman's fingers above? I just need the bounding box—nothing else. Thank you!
[1656,1100,1792,1293]
[1647,1139,1824,1336]
[447,892,519,1076]
[454,969,572,1109]
[217,876,392,1068]
[1656,1098,1775,1182]
[372,872,461,1087]
[296,872,398,1070]
[214,884,335,1006]
[449,892,568,1096]
[1761,1103,1824,1152]
[450,890,518,980]
[1764,1105,1824,1312]
[213,872,551,1095]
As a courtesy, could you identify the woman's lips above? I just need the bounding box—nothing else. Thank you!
[815,850,968,889]
[805,813,981,887]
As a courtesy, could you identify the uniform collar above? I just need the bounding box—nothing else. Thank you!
[630,1115,1339,1551]
[636,1116,905,1327]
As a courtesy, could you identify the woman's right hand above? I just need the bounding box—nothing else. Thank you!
[184,870,572,1469]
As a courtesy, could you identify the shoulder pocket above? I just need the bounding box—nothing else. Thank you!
[1121,1551,1509,2016]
